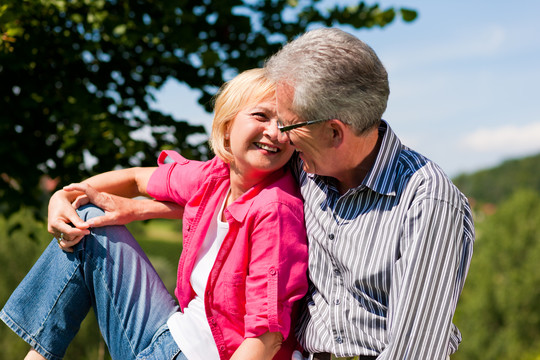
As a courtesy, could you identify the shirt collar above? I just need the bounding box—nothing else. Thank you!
[224,167,287,223]
[308,120,403,197]
[361,120,402,196]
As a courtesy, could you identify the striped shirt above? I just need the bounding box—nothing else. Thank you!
[293,121,475,359]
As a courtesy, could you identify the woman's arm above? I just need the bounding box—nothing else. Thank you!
[48,167,183,250]
[73,167,156,199]
[67,183,184,226]
[230,331,283,360]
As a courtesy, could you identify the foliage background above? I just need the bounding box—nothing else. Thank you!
[0,0,415,216]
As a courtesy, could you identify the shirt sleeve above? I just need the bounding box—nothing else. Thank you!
[381,197,474,360]
[147,150,206,206]
[243,200,309,340]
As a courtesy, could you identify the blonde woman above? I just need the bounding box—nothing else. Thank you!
[1,69,308,360]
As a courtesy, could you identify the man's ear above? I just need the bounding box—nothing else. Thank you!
[329,119,345,148]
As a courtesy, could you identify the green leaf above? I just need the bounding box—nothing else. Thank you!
[400,8,418,22]
[113,24,127,36]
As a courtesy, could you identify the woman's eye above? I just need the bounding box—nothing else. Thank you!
[251,112,267,121]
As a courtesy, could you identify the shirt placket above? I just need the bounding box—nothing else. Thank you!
[326,192,348,350]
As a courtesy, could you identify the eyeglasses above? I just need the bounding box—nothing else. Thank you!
[277,118,331,133]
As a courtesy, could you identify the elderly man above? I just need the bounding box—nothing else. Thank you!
[265,28,474,360]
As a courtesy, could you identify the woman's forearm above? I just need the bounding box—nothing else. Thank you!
[48,167,164,235]
[230,332,283,360]
[53,167,155,204]
[113,198,184,223]
[80,167,157,198]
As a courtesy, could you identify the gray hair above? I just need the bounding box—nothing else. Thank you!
[265,27,389,134]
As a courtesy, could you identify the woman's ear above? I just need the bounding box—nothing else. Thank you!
[224,123,232,147]
[223,129,231,151]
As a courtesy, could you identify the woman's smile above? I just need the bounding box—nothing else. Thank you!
[254,142,280,153]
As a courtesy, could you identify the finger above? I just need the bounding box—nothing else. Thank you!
[83,215,112,228]
[58,242,74,253]
[67,183,112,212]
[72,194,90,209]
[64,226,90,241]
[65,209,91,231]
[58,233,84,252]
[56,233,72,253]
[49,217,90,239]
[60,234,84,246]
[64,183,102,203]
[63,182,88,192]
[52,221,90,241]
[50,220,77,237]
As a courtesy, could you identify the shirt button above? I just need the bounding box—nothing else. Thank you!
[210,318,216,325]
[334,299,340,305]
[333,268,340,276]
[336,336,343,344]
[328,233,335,240]
[220,345,226,351]
[269,268,277,276]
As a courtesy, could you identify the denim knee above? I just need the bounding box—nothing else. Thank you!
[76,204,106,222]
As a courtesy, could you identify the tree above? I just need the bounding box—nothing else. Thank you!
[0,0,417,215]
[453,189,540,360]
[453,153,540,205]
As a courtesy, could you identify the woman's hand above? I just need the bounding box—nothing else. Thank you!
[64,183,143,228]
[49,183,143,252]
[53,183,184,252]
[230,331,283,360]
[47,187,91,252]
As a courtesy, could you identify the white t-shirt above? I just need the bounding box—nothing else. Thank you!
[167,190,230,360]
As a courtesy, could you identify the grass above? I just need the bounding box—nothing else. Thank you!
[127,218,183,295]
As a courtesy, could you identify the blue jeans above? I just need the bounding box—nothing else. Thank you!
[0,205,186,360]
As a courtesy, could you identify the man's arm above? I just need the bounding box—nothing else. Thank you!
[380,198,472,359]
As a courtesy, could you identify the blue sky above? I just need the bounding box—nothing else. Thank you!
[151,0,540,177]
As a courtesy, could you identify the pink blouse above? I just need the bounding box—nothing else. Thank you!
[147,151,308,360]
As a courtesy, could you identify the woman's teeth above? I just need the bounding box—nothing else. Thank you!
[255,143,278,153]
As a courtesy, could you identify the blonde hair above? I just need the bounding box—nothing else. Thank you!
[210,68,276,163]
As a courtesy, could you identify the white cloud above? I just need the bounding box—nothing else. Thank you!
[461,122,540,154]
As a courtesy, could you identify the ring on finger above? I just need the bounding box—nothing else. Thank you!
[57,232,64,244]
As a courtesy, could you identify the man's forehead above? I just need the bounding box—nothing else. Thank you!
[275,82,294,98]
[275,83,294,113]
[275,93,297,123]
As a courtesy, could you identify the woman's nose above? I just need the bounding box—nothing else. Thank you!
[276,128,290,144]
[264,120,279,139]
